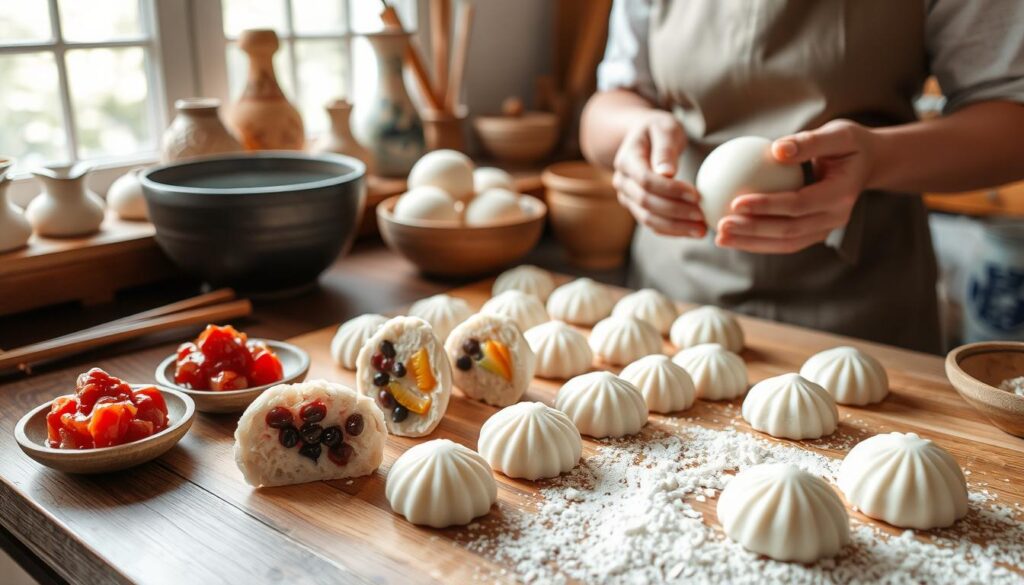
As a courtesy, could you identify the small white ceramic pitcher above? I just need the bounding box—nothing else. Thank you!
[0,158,32,252]
[26,163,105,237]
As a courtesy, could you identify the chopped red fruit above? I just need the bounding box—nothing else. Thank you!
[173,324,283,391]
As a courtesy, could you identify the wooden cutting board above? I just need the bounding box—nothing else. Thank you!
[265,275,1024,583]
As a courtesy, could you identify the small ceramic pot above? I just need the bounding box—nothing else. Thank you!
[542,161,635,269]
[162,98,243,163]
[474,112,559,164]
[228,29,305,151]
[106,167,149,221]
[0,158,32,252]
[313,99,375,175]
[422,108,467,153]
[27,163,105,237]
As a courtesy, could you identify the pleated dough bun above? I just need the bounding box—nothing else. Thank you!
[672,343,748,400]
[386,439,497,528]
[492,264,556,302]
[330,314,388,370]
[588,315,663,367]
[800,346,889,406]
[742,373,838,440]
[408,294,472,341]
[556,371,648,438]
[670,305,744,352]
[546,277,614,326]
[524,321,593,380]
[612,288,678,336]
[619,354,696,413]
[480,290,549,332]
[234,379,386,488]
[478,402,582,480]
[445,313,536,407]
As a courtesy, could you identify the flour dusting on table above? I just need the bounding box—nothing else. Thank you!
[462,422,1024,584]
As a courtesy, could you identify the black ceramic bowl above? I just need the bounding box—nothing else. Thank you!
[141,152,366,292]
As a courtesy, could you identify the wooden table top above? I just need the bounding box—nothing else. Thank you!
[1,244,1022,584]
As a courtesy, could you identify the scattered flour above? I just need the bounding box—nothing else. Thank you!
[999,376,1024,397]
[462,423,1024,584]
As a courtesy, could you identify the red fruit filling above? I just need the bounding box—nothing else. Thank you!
[173,324,284,391]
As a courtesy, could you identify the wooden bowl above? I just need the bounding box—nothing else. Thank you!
[377,194,546,277]
[15,385,196,474]
[155,339,310,413]
[945,341,1024,437]
[473,112,559,164]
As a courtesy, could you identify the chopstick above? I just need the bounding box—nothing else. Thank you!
[431,0,451,107]
[446,0,474,113]
[0,299,253,374]
[379,0,444,113]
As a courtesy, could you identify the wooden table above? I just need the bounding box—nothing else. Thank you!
[1,244,1022,584]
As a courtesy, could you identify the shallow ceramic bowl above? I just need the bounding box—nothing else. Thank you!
[15,385,196,474]
[155,339,310,413]
[141,152,366,293]
[377,194,546,277]
[946,341,1024,438]
[473,112,559,164]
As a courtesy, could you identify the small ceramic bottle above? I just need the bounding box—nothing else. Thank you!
[0,159,32,252]
[162,98,243,162]
[106,167,149,221]
[228,29,305,151]
[26,163,105,237]
[313,99,375,174]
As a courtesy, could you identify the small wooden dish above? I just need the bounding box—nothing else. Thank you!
[377,194,547,277]
[15,385,196,474]
[946,341,1024,438]
[473,112,559,164]
[155,339,310,413]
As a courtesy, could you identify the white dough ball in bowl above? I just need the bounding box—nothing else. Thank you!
[473,167,515,194]
[465,188,524,226]
[407,149,475,203]
[393,186,459,224]
[695,136,804,227]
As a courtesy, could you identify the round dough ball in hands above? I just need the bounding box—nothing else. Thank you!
[524,320,594,380]
[742,373,838,440]
[465,188,525,226]
[330,314,388,370]
[588,315,663,367]
[478,402,582,480]
[385,439,497,528]
[480,290,549,332]
[393,186,459,224]
[492,264,556,301]
[619,354,696,413]
[445,313,536,407]
[408,293,473,341]
[670,305,744,353]
[695,135,805,228]
[546,277,615,327]
[234,379,386,488]
[612,288,679,336]
[407,149,475,204]
[800,346,889,406]
[473,167,515,194]
[838,432,968,529]
[717,463,850,563]
[672,343,748,400]
[556,371,648,438]
[355,316,453,437]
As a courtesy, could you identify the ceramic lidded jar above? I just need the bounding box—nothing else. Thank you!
[351,31,425,178]
[162,98,243,162]
[106,167,149,221]
[0,158,32,252]
[313,99,375,174]
[228,29,305,151]
[26,163,105,237]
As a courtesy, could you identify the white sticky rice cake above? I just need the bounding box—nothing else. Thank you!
[355,316,453,437]
[234,379,386,488]
[445,313,536,407]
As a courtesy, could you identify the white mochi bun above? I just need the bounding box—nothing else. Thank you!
[492,264,556,302]
[619,354,696,413]
[478,402,582,480]
[473,166,515,194]
[800,346,890,406]
[555,371,648,438]
[612,288,678,336]
[670,305,745,353]
[546,277,614,326]
[408,293,472,341]
[480,290,549,332]
[672,343,748,400]
[407,149,475,203]
[445,313,536,407]
[393,186,459,224]
[742,373,839,440]
[588,315,662,367]
[330,314,388,370]
[523,320,593,380]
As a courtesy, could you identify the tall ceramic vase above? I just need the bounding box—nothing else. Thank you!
[228,29,305,151]
[314,99,376,174]
[26,164,105,237]
[0,159,32,252]
[162,98,242,162]
[351,31,425,178]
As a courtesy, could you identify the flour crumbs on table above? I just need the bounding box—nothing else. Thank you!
[462,423,1024,584]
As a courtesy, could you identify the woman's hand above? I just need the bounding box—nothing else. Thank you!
[612,111,706,238]
[716,119,878,254]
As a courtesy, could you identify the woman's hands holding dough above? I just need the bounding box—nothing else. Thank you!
[612,111,706,238]
[716,120,875,254]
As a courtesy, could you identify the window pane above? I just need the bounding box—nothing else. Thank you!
[58,0,142,42]
[0,0,51,43]
[226,40,295,103]
[0,52,67,171]
[294,39,347,135]
[350,0,416,33]
[222,0,287,37]
[66,47,154,158]
[291,0,346,34]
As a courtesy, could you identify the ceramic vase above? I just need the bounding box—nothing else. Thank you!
[228,29,305,151]
[27,163,105,237]
[313,99,375,174]
[107,167,149,221]
[0,159,32,252]
[162,98,242,162]
[964,220,1024,342]
[351,31,425,178]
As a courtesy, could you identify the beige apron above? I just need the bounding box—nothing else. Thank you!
[637,0,942,353]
